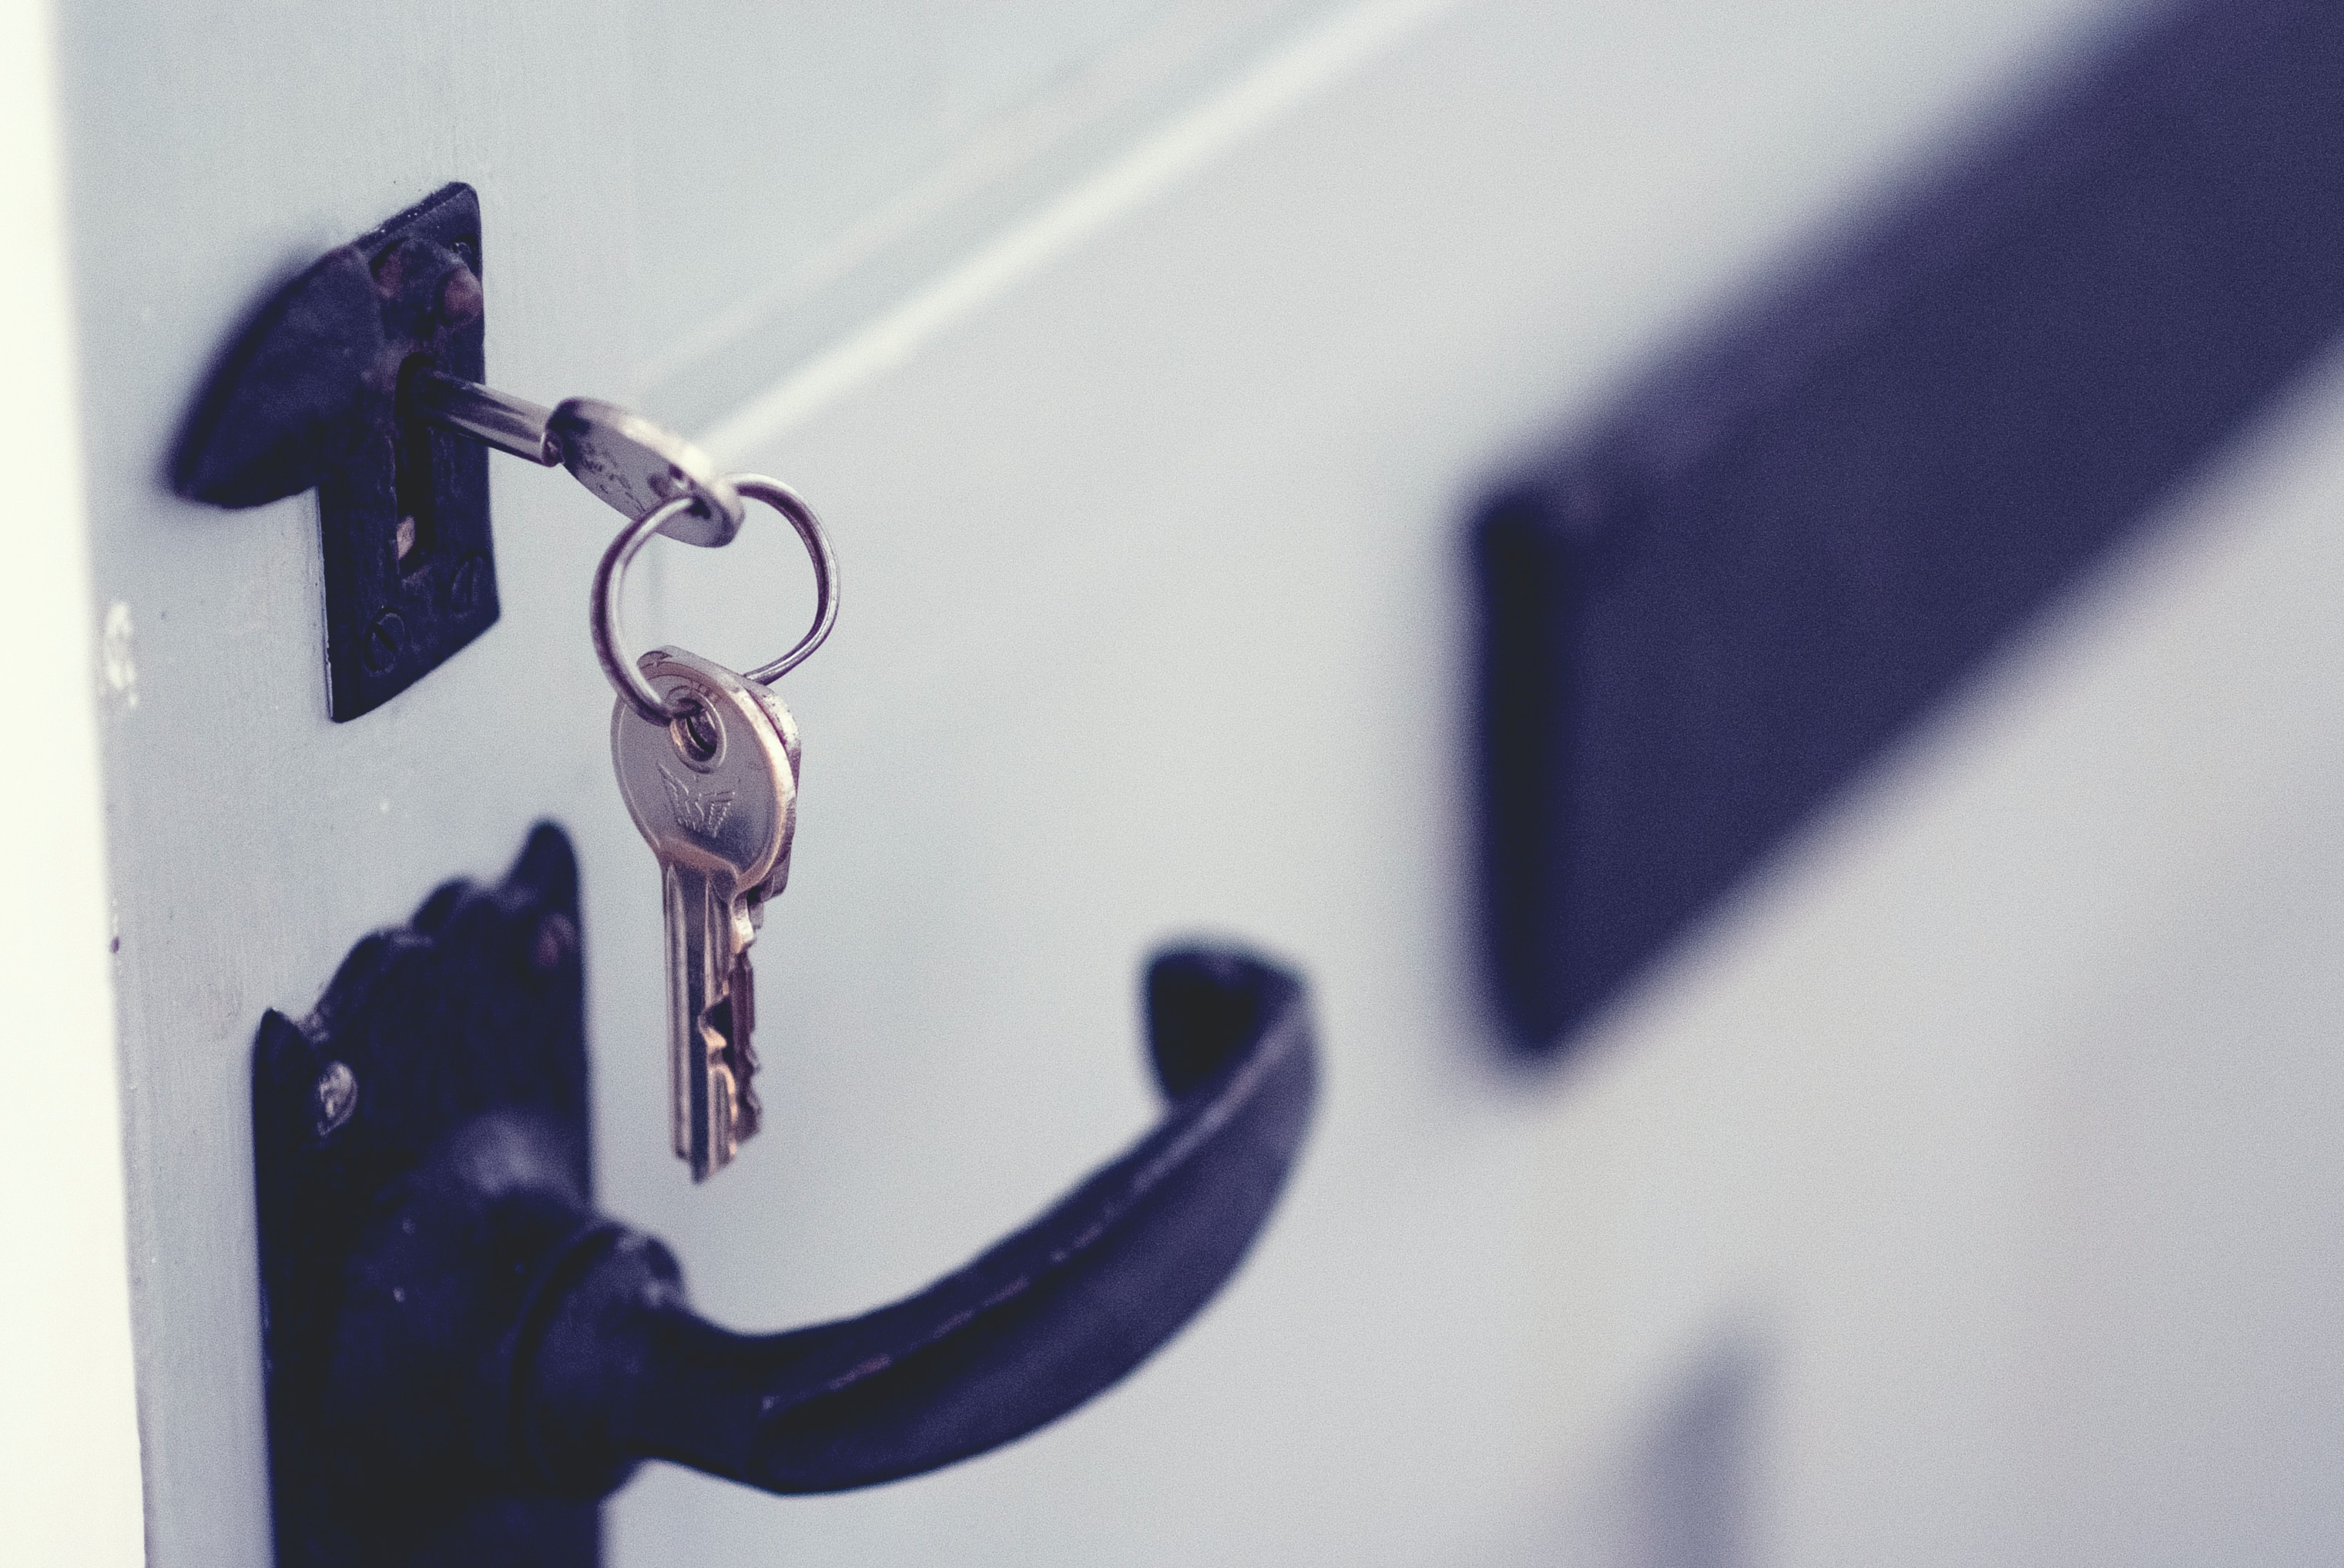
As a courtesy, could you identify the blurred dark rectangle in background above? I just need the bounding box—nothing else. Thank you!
[1477,0,2344,1050]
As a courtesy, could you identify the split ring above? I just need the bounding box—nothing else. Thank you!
[592,473,840,725]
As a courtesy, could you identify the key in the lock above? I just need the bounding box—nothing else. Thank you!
[611,647,796,1180]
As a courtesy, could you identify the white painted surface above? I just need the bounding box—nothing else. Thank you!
[61,0,2344,1564]
[696,0,1462,458]
[0,1,146,1561]
[629,0,1343,434]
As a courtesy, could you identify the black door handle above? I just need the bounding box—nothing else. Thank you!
[253,826,1316,1566]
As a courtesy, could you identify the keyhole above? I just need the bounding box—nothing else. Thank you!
[391,355,439,577]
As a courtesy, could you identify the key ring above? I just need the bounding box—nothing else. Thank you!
[592,473,840,725]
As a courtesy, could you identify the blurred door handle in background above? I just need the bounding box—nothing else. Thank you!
[252,826,1317,1568]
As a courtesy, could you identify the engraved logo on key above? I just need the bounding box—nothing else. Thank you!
[659,766,736,840]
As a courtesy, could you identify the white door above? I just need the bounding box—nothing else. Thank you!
[19,0,2344,1563]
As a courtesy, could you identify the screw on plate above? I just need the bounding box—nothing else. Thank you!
[362,611,407,673]
[313,1060,360,1137]
[450,554,487,614]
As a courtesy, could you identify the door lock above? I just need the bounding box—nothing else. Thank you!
[172,183,498,719]
[172,183,751,719]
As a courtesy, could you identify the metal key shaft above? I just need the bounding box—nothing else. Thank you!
[662,860,760,1171]
[404,367,747,548]
[612,648,797,1181]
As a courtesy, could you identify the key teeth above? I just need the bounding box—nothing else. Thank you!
[698,968,759,1177]
[727,948,759,1142]
[729,1050,761,1142]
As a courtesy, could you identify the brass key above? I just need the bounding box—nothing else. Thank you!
[611,646,796,1180]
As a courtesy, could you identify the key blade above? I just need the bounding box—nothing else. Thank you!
[665,862,756,1181]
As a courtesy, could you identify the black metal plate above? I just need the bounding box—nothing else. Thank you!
[253,826,595,1567]
[320,183,500,719]
[170,181,502,720]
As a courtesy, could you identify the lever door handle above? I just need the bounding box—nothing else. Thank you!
[253,826,1316,1566]
[529,945,1313,1496]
